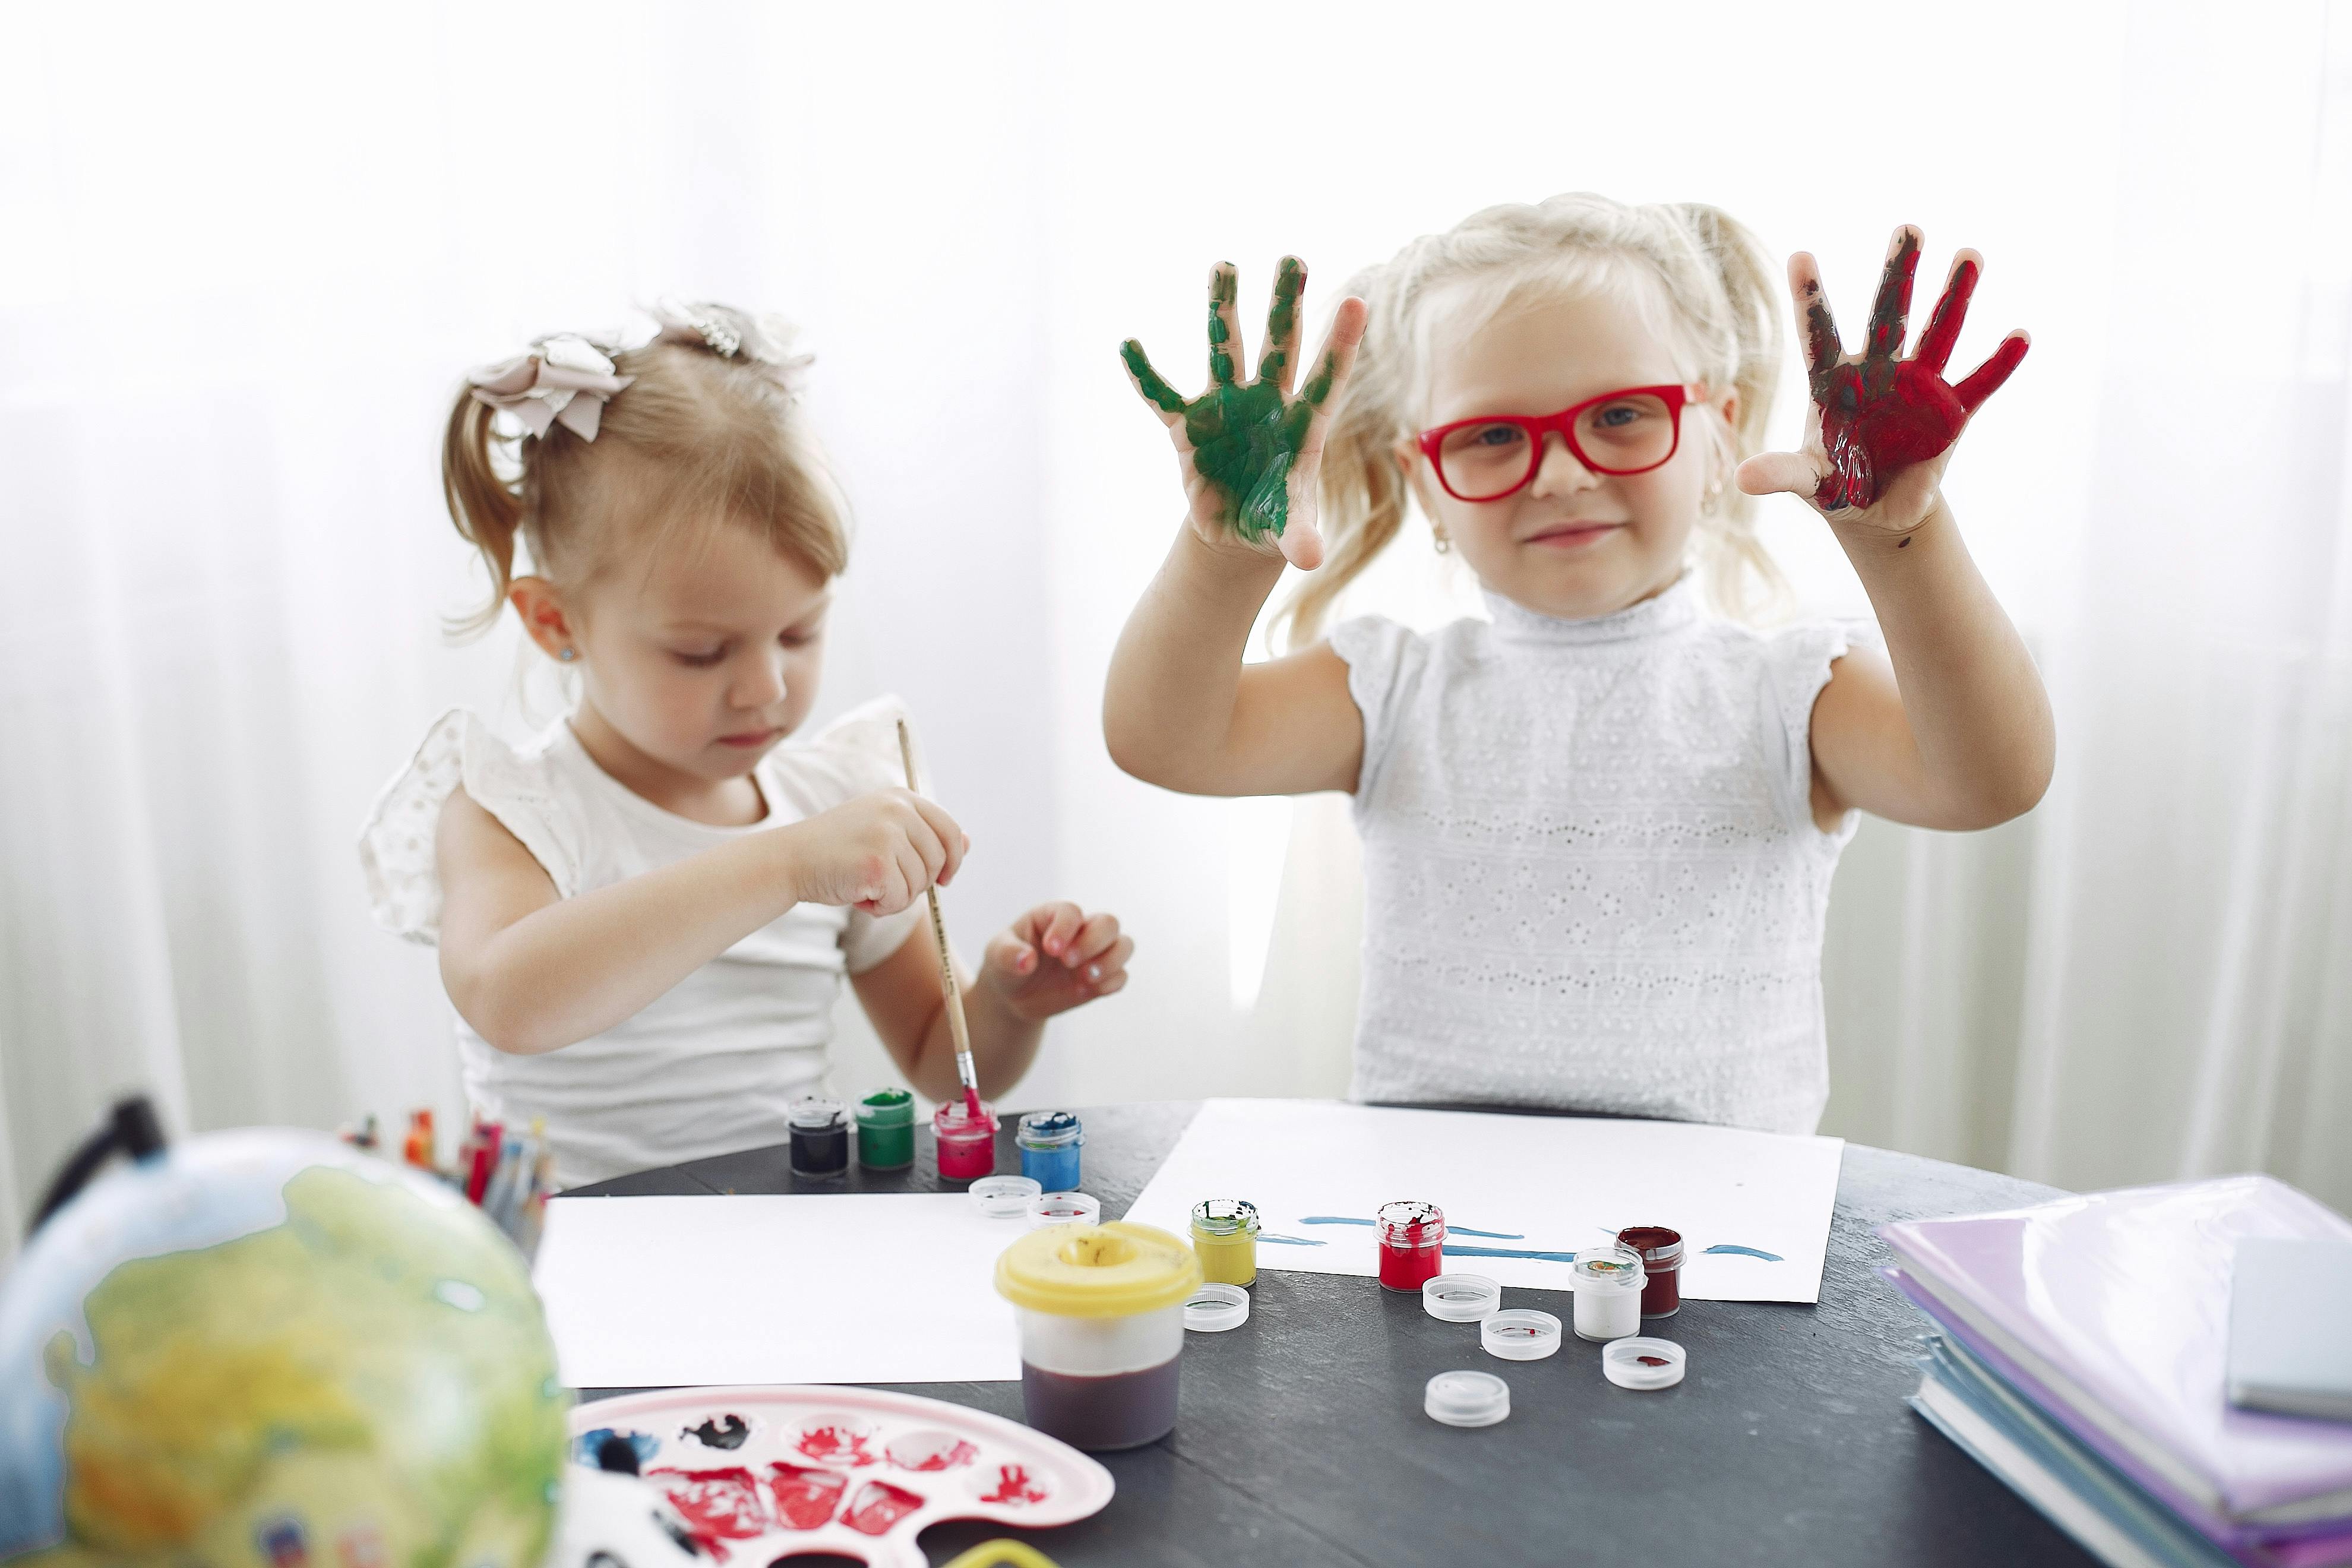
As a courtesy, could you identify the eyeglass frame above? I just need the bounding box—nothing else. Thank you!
[1414,383,1702,502]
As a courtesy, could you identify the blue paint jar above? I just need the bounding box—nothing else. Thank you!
[1016,1111,1083,1193]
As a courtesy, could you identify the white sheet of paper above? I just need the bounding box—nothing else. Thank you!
[532,1193,1023,1387]
[1123,1099,1845,1304]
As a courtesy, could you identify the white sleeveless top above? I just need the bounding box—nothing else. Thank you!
[358,696,922,1189]
[1329,576,1862,1134]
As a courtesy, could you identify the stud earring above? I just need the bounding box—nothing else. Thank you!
[1432,527,1453,556]
[558,647,577,662]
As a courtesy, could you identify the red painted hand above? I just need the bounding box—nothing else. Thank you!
[1743,227,2028,522]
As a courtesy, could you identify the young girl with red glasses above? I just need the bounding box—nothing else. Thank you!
[1103,194,2052,1133]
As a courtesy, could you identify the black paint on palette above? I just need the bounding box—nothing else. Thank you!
[687,1414,751,1450]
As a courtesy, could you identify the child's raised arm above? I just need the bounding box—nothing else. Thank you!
[1102,258,1370,798]
[1738,226,2055,831]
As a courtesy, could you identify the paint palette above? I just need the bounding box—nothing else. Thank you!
[571,1384,1114,1568]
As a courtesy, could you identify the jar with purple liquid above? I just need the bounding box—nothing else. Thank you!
[993,1221,1202,1452]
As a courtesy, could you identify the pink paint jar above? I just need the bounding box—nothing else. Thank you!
[1376,1200,1446,1292]
[1616,1225,1684,1319]
[933,1099,998,1181]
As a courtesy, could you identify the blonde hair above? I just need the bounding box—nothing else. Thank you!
[1284,192,1789,648]
[441,304,850,636]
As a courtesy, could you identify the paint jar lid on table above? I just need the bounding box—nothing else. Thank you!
[1424,1370,1511,1427]
[1602,1336,1687,1390]
[1481,1308,1563,1361]
[995,1222,1202,1319]
[1183,1282,1250,1333]
[1422,1273,1502,1322]
[1029,1191,1102,1230]
[1573,1243,1647,1294]
[856,1088,914,1126]
[970,1175,1042,1218]
[1190,1198,1261,1238]
[786,1096,845,1128]
[1015,1110,1083,1149]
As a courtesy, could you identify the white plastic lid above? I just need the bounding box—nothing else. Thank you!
[1481,1308,1563,1361]
[970,1174,1042,1218]
[1424,1370,1510,1427]
[1422,1273,1502,1322]
[1028,1191,1102,1230]
[1602,1336,1687,1390]
[1183,1282,1250,1333]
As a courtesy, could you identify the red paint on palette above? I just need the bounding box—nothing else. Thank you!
[795,1424,876,1467]
[840,1480,925,1536]
[646,1467,770,1558]
[762,1463,847,1531]
[978,1464,1050,1506]
[1638,1355,1670,1367]
[886,1431,979,1472]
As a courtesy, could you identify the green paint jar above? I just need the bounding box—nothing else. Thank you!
[1190,1199,1261,1288]
[855,1088,915,1171]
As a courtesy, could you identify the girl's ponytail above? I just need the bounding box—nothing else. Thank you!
[441,391,527,636]
[1665,202,1791,622]
[1278,276,1412,650]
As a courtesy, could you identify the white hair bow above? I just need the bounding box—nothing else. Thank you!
[651,298,813,384]
[467,334,634,441]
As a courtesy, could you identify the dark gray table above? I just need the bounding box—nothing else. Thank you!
[565,1101,2088,1567]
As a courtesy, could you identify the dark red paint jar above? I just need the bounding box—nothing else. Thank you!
[1376,1200,1446,1291]
[1616,1225,1684,1318]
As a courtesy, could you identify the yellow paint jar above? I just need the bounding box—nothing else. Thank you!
[1189,1199,1261,1288]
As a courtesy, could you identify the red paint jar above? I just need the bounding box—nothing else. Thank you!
[1376,1200,1446,1292]
[933,1099,998,1181]
[1616,1225,1684,1318]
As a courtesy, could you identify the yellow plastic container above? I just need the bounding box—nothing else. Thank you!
[994,1222,1200,1450]
[1189,1199,1261,1288]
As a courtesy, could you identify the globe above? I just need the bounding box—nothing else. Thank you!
[0,1124,570,1568]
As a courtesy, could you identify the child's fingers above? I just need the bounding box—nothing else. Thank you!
[1297,296,1368,422]
[1790,252,1843,387]
[1736,448,1825,500]
[1121,339,1187,427]
[1068,912,1123,965]
[1259,255,1307,391]
[984,928,1038,978]
[1952,329,2031,414]
[1912,249,1982,378]
[1033,901,1086,960]
[1079,932,1135,987]
[904,794,965,886]
[1865,226,1924,365]
[1207,262,1244,386]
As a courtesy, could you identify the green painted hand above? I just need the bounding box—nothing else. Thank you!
[1121,257,1367,570]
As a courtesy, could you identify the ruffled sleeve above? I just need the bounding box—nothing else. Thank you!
[780,695,929,973]
[1328,614,1424,804]
[1759,619,1878,844]
[356,710,585,945]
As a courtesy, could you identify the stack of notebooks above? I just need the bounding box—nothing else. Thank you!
[1881,1175,2352,1568]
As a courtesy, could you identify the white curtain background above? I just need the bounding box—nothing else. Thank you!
[2,1,2345,1254]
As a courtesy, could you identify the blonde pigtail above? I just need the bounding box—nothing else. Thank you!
[1668,203,1793,624]
[441,392,529,637]
[1278,283,1414,652]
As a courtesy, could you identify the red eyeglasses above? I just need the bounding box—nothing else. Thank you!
[1416,384,1699,502]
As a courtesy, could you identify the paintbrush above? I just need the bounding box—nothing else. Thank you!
[896,717,987,1124]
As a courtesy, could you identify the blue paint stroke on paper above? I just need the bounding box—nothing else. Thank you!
[1260,1233,1326,1247]
[1300,1215,1526,1240]
[1441,1244,1580,1264]
[1703,1244,1784,1262]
